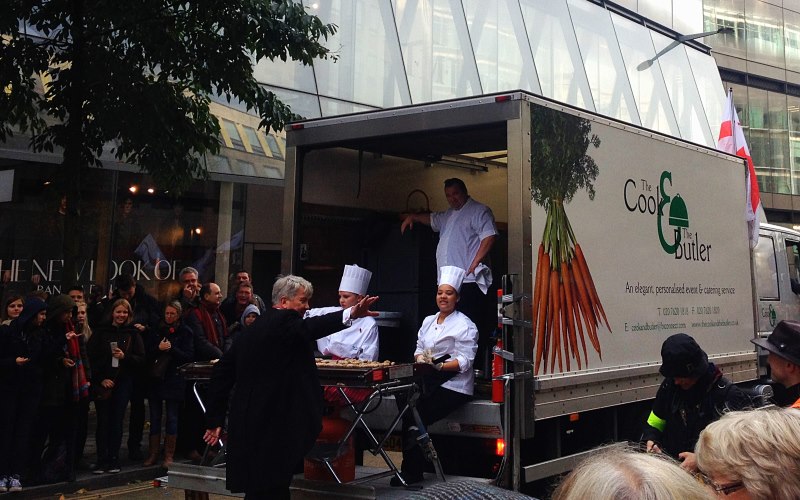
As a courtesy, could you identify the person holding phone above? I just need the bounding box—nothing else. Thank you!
[393,266,479,486]
[87,299,144,474]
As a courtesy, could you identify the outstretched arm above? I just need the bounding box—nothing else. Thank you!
[400,212,431,234]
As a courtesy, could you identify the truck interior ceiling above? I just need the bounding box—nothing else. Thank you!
[296,123,510,367]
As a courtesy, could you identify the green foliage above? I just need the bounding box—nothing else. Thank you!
[530,103,601,208]
[0,0,336,193]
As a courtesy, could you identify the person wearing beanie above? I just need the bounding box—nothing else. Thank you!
[751,320,800,408]
[641,333,750,473]
[0,298,47,492]
[225,303,260,343]
[240,304,260,328]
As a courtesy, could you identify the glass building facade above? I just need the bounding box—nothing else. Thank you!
[257,0,725,150]
[8,0,794,297]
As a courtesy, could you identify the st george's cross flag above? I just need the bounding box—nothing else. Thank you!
[717,89,761,249]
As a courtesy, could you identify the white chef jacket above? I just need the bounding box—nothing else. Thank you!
[306,306,379,361]
[430,197,497,286]
[415,310,478,395]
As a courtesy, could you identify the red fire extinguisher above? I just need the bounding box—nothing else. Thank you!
[492,339,504,403]
[493,289,504,403]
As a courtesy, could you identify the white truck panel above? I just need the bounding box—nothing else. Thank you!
[530,104,756,378]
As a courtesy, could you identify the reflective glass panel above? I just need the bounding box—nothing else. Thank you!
[652,32,715,146]
[686,48,727,141]
[639,0,673,28]
[613,0,638,11]
[262,86,321,119]
[673,0,704,35]
[745,0,785,68]
[612,13,679,136]
[311,0,412,108]
[252,58,318,94]
[703,0,747,59]
[785,9,800,73]
[749,87,772,192]
[520,0,594,111]
[319,97,381,116]
[392,0,482,102]
[567,0,638,123]
[463,0,541,94]
[788,93,800,194]
[769,90,790,193]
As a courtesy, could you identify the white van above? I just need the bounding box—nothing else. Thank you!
[755,222,800,336]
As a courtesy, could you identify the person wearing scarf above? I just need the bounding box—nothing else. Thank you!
[189,282,228,357]
[181,282,227,462]
[0,298,47,492]
[35,294,92,483]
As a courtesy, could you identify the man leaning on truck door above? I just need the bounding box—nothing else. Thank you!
[641,333,750,472]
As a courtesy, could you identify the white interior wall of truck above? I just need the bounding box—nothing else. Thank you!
[299,148,509,225]
[529,103,756,380]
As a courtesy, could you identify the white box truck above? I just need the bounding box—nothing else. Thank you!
[169,92,800,497]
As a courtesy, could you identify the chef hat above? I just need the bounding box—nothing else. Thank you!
[339,264,372,296]
[438,266,466,293]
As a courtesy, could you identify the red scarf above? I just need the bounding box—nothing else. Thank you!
[65,319,90,401]
[193,301,227,349]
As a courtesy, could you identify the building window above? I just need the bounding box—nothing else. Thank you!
[222,119,246,151]
[242,126,266,156]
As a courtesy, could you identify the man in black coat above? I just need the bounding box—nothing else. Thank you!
[641,333,750,472]
[203,275,378,500]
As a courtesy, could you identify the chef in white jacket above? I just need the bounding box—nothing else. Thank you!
[306,264,379,361]
[393,265,478,486]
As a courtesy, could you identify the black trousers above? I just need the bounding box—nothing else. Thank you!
[127,375,146,452]
[457,282,496,377]
[0,385,40,479]
[397,386,471,477]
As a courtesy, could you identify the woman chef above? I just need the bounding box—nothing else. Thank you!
[306,264,379,361]
[394,265,478,485]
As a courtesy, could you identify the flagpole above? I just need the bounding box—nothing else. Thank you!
[729,87,737,153]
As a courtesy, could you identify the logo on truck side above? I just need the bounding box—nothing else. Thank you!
[624,170,711,262]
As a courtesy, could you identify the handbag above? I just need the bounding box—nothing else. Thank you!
[92,384,113,401]
[150,352,172,380]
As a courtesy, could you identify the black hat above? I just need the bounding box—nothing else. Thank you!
[47,294,76,322]
[751,320,800,366]
[659,333,709,378]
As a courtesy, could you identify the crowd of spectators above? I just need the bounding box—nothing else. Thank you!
[0,267,266,492]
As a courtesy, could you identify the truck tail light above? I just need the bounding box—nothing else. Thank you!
[495,438,505,456]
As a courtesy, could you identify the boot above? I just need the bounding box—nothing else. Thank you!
[143,434,162,466]
[163,435,177,469]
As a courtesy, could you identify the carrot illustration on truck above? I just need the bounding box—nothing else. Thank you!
[530,104,610,375]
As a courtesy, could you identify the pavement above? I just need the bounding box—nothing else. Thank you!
[8,401,181,499]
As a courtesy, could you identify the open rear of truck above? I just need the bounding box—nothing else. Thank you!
[282,92,759,493]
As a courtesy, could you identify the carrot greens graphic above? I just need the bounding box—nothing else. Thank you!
[531,104,609,374]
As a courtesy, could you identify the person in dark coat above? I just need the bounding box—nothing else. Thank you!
[35,294,92,484]
[87,299,145,474]
[87,274,160,461]
[143,300,194,468]
[202,275,379,500]
[0,298,47,492]
[641,333,750,473]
